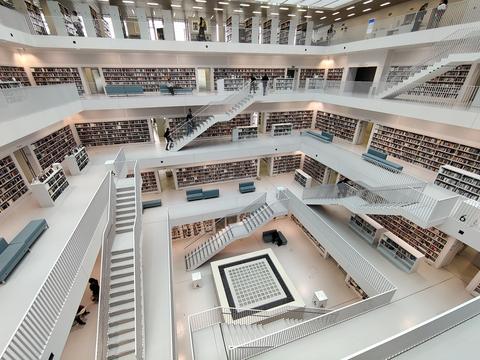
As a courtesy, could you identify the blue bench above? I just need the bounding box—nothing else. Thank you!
[203,189,219,199]
[159,85,194,95]
[105,85,144,96]
[362,148,403,173]
[304,130,334,143]
[239,181,256,193]
[186,188,220,201]
[142,199,162,210]
[0,219,49,283]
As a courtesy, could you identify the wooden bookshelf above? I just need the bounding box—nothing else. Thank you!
[291,214,328,258]
[348,214,386,246]
[31,125,77,170]
[31,67,84,94]
[102,67,197,92]
[315,111,360,143]
[271,154,302,175]
[0,65,31,86]
[271,123,293,137]
[174,159,258,188]
[265,110,313,131]
[434,165,480,200]
[74,120,151,147]
[377,232,425,273]
[213,68,285,90]
[278,20,290,45]
[370,124,480,173]
[371,215,450,264]
[171,219,215,241]
[0,155,29,214]
[299,69,325,88]
[301,155,327,183]
[31,163,69,207]
[25,0,48,35]
[262,19,272,44]
[128,170,159,193]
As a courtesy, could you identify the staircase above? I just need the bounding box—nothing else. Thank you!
[170,88,255,151]
[185,203,285,271]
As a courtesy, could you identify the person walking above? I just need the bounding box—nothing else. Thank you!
[250,74,257,94]
[412,3,428,32]
[89,278,99,303]
[261,74,269,96]
[71,11,84,37]
[432,0,448,28]
[164,127,173,150]
[186,108,194,135]
[198,17,207,41]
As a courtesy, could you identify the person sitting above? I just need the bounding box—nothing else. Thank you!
[74,305,89,326]
[166,78,175,95]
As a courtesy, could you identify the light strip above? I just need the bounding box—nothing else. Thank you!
[334,17,342,21]
[214,7,223,11]
[240,3,250,7]
[363,8,372,12]
[253,11,261,14]
[122,0,134,3]
[271,12,279,15]
[332,11,339,15]
[363,0,373,4]
[261,5,270,9]
[233,9,243,12]
[195,0,207,3]
[315,10,324,14]
[348,13,355,17]
[192,6,203,9]
[280,7,289,10]
[218,1,229,4]
[288,14,296,17]
[171,4,181,8]
[380,2,391,6]
[298,9,307,12]
[320,16,326,20]
[304,15,312,18]
[346,6,355,10]
[147,2,159,5]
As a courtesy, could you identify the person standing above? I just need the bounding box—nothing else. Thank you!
[186,108,194,135]
[250,74,257,94]
[432,0,448,28]
[326,24,335,44]
[71,11,84,37]
[89,278,99,303]
[164,127,173,150]
[261,74,269,96]
[198,17,207,41]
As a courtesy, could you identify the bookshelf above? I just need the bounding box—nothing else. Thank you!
[31,67,84,95]
[291,214,328,258]
[265,110,314,131]
[262,19,272,44]
[232,125,258,141]
[434,165,480,200]
[315,111,360,143]
[370,124,480,173]
[216,78,245,92]
[295,22,307,45]
[171,219,215,241]
[326,68,344,81]
[31,125,77,170]
[377,232,425,273]
[226,16,233,42]
[273,78,294,92]
[0,0,14,9]
[89,6,102,37]
[174,159,258,188]
[102,67,197,92]
[102,17,112,38]
[294,169,312,188]
[0,66,31,86]
[128,170,159,193]
[0,155,29,214]
[299,69,325,88]
[348,214,386,246]
[25,0,48,35]
[371,215,450,265]
[345,275,368,299]
[62,146,89,175]
[278,20,290,45]
[58,2,77,36]
[244,18,253,43]
[301,155,327,184]
[466,271,480,297]
[74,120,152,147]
[270,154,302,176]
[271,123,293,137]
[31,163,69,207]
[213,68,286,90]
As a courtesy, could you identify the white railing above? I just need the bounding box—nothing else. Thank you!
[1,174,110,360]
[95,173,116,360]
[111,148,127,179]
[345,296,480,359]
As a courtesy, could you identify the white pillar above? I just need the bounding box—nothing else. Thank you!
[230,14,240,43]
[104,5,124,39]
[160,9,174,40]
[287,18,298,45]
[251,16,260,44]
[45,1,68,36]
[270,17,279,44]
[73,3,96,37]
[135,7,150,40]
[305,21,314,46]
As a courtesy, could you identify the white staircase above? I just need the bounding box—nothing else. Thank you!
[185,202,286,271]
[170,90,255,151]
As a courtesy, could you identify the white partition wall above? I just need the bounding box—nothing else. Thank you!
[103,5,124,39]
[73,3,96,37]
[45,1,67,36]
[305,20,314,46]
[135,7,150,40]
[160,9,174,41]
[230,14,240,43]
[288,17,299,45]
[251,16,260,44]
[270,17,279,44]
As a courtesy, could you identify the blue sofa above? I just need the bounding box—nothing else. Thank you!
[362,148,403,173]
[186,188,220,201]
[105,85,144,96]
[239,182,256,193]
[0,219,49,283]
[142,199,162,211]
[203,189,220,199]
[159,85,194,95]
[304,130,334,143]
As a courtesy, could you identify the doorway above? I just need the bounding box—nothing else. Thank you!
[347,66,377,94]
[13,146,39,183]
[197,68,212,92]
[83,67,104,94]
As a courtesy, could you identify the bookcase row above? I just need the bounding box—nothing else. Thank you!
[270,154,302,176]
[213,68,286,90]
[315,111,361,143]
[0,65,31,86]
[434,165,480,200]
[0,155,29,215]
[264,110,314,131]
[31,125,77,170]
[127,170,160,193]
[369,124,480,173]
[31,67,85,95]
[301,155,327,183]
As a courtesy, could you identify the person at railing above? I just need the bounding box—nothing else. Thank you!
[198,17,207,41]
[431,0,448,28]
[89,278,99,303]
[71,11,84,37]
[166,77,175,95]
[186,108,194,135]
[164,127,173,151]
[327,24,335,45]
[261,74,269,96]
[412,3,429,31]
[250,75,257,94]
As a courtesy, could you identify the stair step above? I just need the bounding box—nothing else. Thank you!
[111,255,134,264]
[109,314,135,328]
[116,191,134,198]
[108,325,135,339]
[110,279,135,291]
[111,263,134,272]
[109,297,134,309]
[116,227,134,234]
[112,248,134,256]
[108,304,134,318]
[116,202,135,209]
[117,186,134,193]
[117,197,135,204]
[111,270,134,281]
[110,289,134,298]
[107,335,135,350]
[116,214,135,222]
[116,220,135,228]
[107,346,135,360]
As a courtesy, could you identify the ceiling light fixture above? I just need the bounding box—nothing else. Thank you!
[279,7,289,10]
[253,10,261,14]
[363,0,373,4]
[346,6,355,10]
[288,14,296,17]
[298,9,307,12]
[315,10,324,13]
[348,13,355,17]
[233,9,243,12]
[271,12,279,15]
[240,3,250,7]
[261,5,270,8]
[362,8,372,12]
[214,7,223,11]
[332,11,339,15]
[192,6,203,9]
[320,16,326,19]
[122,0,134,3]
[334,17,342,21]
[304,15,312,18]
[218,1,229,4]
[147,2,159,5]
[195,0,207,2]
[171,4,181,7]
[380,2,391,6]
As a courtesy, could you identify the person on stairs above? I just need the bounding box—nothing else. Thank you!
[261,74,269,96]
[250,74,257,94]
[164,127,173,151]
[89,278,99,303]
[186,108,194,135]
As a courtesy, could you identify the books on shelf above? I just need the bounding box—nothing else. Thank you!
[265,110,314,131]
[295,22,307,45]
[262,19,272,44]
[348,214,386,246]
[301,155,327,184]
[271,154,302,175]
[213,68,286,90]
[62,146,89,175]
[25,0,48,35]
[273,78,294,91]
[315,111,360,143]
[0,66,31,87]
[294,169,312,188]
[31,125,77,170]
[0,0,14,9]
[127,170,159,193]
[278,20,290,45]
[31,67,84,94]
[326,68,343,81]
[232,125,258,141]
[58,2,77,36]
[31,163,69,207]
[74,119,152,147]
[271,123,293,137]
[0,155,29,214]
[217,78,245,92]
[291,214,328,258]
[377,231,425,273]
[174,159,258,188]
[299,68,325,88]
[370,124,480,173]
[434,165,480,201]
[345,275,368,299]
[171,219,215,240]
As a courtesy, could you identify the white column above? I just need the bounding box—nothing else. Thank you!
[135,7,150,40]
[160,9,174,41]
[231,14,240,43]
[46,1,68,36]
[270,17,279,44]
[251,16,260,44]
[104,5,124,39]
[287,18,298,45]
[73,3,96,37]
[305,21,314,46]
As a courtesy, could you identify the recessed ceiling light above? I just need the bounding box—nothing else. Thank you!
[147,2,159,5]
[280,7,289,10]
[320,16,326,19]
[122,0,134,3]
[288,14,296,17]
[363,0,373,4]
[192,6,203,9]
[240,3,250,7]
[195,0,206,2]
[348,13,355,17]
[315,10,324,14]
[271,12,279,15]
[334,18,342,21]
[304,15,312,18]
[332,11,339,15]
[261,5,270,9]
[233,9,243,12]
[363,8,372,12]
[253,10,261,14]
[171,4,181,8]
[218,1,229,4]
[346,6,355,10]
[380,2,391,6]
[298,9,307,12]
[214,7,223,11]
